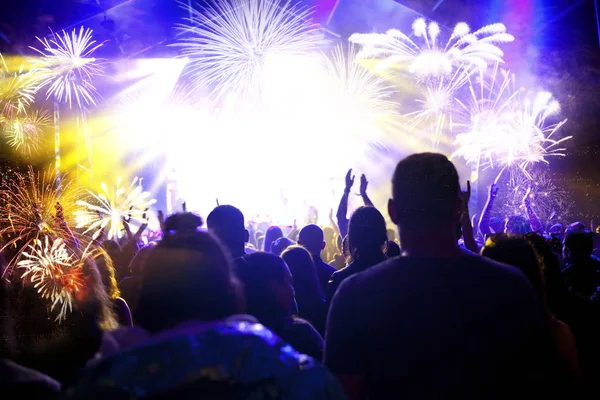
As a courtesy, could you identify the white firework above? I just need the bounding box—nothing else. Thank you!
[18,236,82,322]
[74,177,156,240]
[349,18,514,78]
[0,55,37,120]
[5,109,52,155]
[175,0,323,100]
[495,167,574,224]
[29,27,104,108]
[452,66,571,175]
[321,44,399,153]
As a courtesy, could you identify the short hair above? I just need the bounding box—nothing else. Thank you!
[206,205,245,245]
[392,153,460,227]
[564,231,594,258]
[348,206,388,258]
[298,224,324,255]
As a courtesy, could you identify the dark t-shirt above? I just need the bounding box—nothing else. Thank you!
[325,254,554,400]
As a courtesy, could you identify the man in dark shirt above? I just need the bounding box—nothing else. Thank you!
[325,153,554,400]
[298,224,336,294]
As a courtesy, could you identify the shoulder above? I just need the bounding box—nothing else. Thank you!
[0,359,60,391]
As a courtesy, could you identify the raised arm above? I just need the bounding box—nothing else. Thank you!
[459,181,479,253]
[336,169,354,239]
[478,183,498,236]
[359,174,374,207]
[523,186,544,233]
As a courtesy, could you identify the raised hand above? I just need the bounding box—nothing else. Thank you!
[157,210,166,234]
[345,169,355,192]
[489,183,499,199]
[359,174,368,196]
[460,180,471,205]
[522,185,532,204]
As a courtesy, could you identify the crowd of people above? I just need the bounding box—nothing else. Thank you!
[1,152,600,399]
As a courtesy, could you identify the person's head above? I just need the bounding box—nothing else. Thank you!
[207,205,249,259]
[263,226,283,252]
[525,232,567,312]
[348,206,388,261]
[563,231,594,263]
[271,236,294,256]
[135,230,243,334]
[566,221,587,234]
[505,215,532,234]
[281,245,322,298]
[235,252,295,331]
[297,224,325,257]
[482,234,545,304]
[385,240,401,258]
[389,153,461,235]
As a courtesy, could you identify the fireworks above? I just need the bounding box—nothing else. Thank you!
[495,167,574,224]
[74,176,156,240]
[349,18,514,78]
[175,0,322,100]
[29,27,104,108]
[17,236,83,322]
[321,44,399,152]
[0,167,78,272]
[5,109,52,155]
[452,67,571,175]
[0,56,36,121]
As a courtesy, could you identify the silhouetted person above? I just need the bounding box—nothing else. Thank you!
[298,224,335,294]
[282,245,327,335]
[325,153,556,400]
[327,206,387,303]
[236,252,324,360]
[206,205,249,260]
[482,234,580,388]
[563,231,600,298]
[263,226,283,252]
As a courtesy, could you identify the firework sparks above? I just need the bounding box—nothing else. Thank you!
[175,0,323,100]
[495,167,574,224]
[349,18,514,78]
[5,109,52,155]
[74,177,156,240]
[0,167,78,273]
[0,56,36,120]
[29,27,104,108]
[452,66,571,175]
[321,44,399,153]
[17,236,83,322]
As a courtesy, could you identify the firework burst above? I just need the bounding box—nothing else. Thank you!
[5,109,52,155]
[495,167,574,224]
[74,176,156,240]
[349,18,514,78]
[17,236,83,322]
[321,44,399,153]
[29,27,104,108]
[175,0,323,100]
[0,56,37,121]
[452,66,571,175]
[0,167,78,273]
